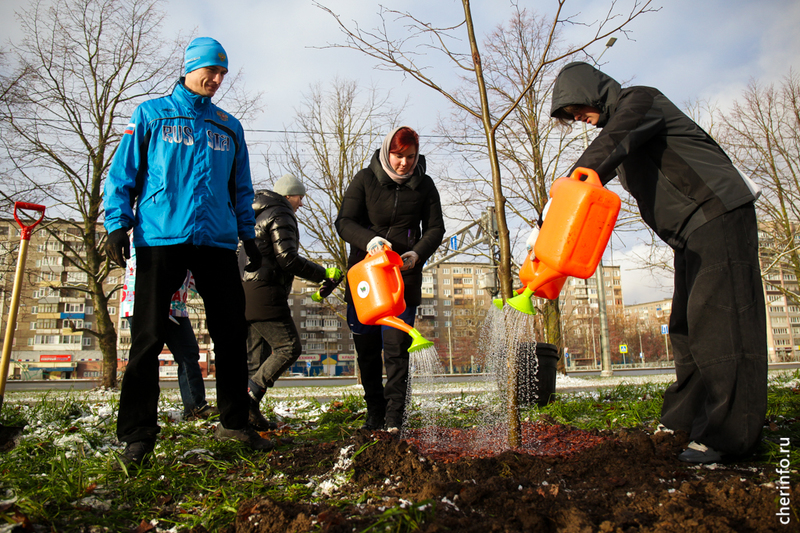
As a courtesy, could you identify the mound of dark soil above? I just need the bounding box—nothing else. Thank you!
[227,422,799,533]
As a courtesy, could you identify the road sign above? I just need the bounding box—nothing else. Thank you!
[619,344,628,354]
[661,324,669,335]
[450,235,458,251]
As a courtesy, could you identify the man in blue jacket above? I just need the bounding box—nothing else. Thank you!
[104,37,271,467]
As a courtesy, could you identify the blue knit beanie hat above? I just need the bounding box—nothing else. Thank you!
[184,37,228,75]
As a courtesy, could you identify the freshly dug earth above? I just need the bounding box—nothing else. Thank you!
[225,422,799,533]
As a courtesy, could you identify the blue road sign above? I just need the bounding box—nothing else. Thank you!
[661,324,669,335]
[450,235,458,250]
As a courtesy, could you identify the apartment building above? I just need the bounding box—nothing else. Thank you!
[558,264,624,366]
[0,219,114,379]
[5,216,797,380]
[757,225,800,362]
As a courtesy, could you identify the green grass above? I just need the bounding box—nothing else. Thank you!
[0,370,798,531]
[535,382,667,431]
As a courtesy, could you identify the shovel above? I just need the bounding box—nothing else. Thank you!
[0,202,46,450]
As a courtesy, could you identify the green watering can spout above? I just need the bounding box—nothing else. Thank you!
[507,286,537,315]
[408,328,434,353]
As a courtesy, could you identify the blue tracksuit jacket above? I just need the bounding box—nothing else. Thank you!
[104,80,256,249]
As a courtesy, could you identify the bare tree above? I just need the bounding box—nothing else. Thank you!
[267,78,402,283]
[316,0,655,302]
[718,73,800,304]
[0,0,185,387]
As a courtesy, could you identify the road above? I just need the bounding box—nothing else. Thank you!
[6,362,798,392]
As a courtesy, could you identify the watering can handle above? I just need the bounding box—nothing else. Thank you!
[571,167,602,186]
[13,202,46,240]
[391,261,404,304]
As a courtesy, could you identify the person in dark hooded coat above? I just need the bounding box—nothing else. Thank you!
[241,174,342,429]
[336,126,445,432]
[539,61,766,463]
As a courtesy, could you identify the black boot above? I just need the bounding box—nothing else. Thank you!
[385,408,405,434]
[362,408,385,430]
[248,379,266,403]
[249,399,278,431]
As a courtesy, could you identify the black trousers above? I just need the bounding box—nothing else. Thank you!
[660,203,767,456]
[116,244,249,443]
[349,304,416,418]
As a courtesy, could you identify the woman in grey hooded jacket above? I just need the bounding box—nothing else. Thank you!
[542,62,766,463]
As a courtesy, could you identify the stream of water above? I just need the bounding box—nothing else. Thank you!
[406,304,544,452]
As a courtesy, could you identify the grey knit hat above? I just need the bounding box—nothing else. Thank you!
[273,173,306,196]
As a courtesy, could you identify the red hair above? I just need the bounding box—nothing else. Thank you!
[389,127,419,153]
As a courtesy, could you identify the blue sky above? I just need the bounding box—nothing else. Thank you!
[2,0,798,303]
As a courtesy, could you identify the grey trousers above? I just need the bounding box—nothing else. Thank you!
[246,316,302,390]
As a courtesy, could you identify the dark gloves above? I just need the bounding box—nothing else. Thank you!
[311,276,344,302]
[106,228,131,268]
[312,268,344,302]
[242,239,262,272]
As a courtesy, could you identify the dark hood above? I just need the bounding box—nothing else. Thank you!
[368,150,428,190]
[252,189,294,219]
[550,62,622,127]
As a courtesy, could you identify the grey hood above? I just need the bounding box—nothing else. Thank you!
[550,62,622,127]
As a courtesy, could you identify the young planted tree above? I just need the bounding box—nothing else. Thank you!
[0,0,184,387]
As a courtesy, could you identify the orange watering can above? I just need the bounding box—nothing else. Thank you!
[504,167,620,314]
[347,248,433,352]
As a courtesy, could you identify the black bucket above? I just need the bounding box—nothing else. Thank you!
[518,342,560,406]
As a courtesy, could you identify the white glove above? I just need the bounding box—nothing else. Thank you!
[525,226,540,257]
[399,251,419,271]
[540,198,552,225]
[367,236,391,255]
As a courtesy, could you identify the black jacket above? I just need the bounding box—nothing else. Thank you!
[551,62,759,249]
[335,151,445,306]
[241,190,326,321]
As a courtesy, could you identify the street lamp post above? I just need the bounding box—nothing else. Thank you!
[583,36,616,378]
[447,325,454,374]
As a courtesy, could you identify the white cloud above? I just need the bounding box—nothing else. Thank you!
[608,244,673,305]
